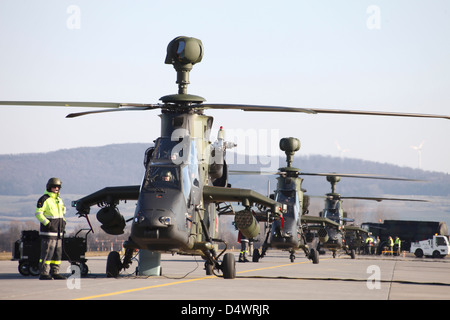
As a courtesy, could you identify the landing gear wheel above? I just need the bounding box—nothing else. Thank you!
[310,249,319,264]
[222,253,236,279]
[252,249,260,262]
[106,251,122,278]
[290,253,295,263]
[205,262,213,275]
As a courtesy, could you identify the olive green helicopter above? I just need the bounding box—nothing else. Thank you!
[0,36,448,278]
[309,174,427,259]
[231,137,426,264]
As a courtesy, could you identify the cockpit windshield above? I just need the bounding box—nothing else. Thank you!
[143,166,181,190]
[142,138,200,203]
[323,200,341,222]
[277,190,295,204]
[276,190,298,219]
[153,137,184,163]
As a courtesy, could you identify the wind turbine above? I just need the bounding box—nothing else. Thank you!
[335,140,350,159]
[410,140,425,169]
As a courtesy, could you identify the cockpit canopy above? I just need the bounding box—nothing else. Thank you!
[142,136,200,203]
[275,189,299,219]
[144,166,181,190]
[152,137,184,163]
[322,199,342,223]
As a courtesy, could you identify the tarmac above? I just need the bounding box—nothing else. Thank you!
[1,251,449,303]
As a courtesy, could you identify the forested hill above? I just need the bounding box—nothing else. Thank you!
[0,143,449,197]
[0,144,149,196]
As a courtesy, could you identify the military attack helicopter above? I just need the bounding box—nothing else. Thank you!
[232,137,321,264]
[1,36,448,278]
[308,174,428,259]
[232,137,425,263]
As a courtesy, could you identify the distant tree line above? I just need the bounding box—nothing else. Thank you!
[0,143,449,197]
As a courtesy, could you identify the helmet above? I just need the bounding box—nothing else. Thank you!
[162,170,173,182]
[46,177,62,192]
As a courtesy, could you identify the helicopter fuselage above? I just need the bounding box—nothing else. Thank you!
[315,196,359,258]
[268,174,307,251]
[128,111,218,254]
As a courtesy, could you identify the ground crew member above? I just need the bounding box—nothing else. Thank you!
[35,178,67,280]
[238,231,249,262]
[394,236,401,256]
[374,236,380,254]
[365,235,374,255]
[388,236,394,255]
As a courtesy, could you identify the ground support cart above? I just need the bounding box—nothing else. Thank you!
[12,229,92,276]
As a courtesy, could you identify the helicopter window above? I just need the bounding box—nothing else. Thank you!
[144,166,180,190]
[181,165,191,201]
[179,141,201,202]
[323,209,339,221]
[323,200,341,222]
[276,190,299,219]
[188,140,200,184]
[153,138,184,162]
[283,205,296,218]
[276,190,296,204]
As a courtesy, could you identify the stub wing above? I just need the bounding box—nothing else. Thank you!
[300,215,340,228]
[343,225,369,235]
[202,185,284,215]
[71,185,141,213]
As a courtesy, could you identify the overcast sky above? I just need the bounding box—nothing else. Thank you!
[0,0,449,173]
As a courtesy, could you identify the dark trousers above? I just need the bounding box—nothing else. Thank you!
[39,238,63,275]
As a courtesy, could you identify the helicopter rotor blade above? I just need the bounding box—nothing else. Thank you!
[200,103,317,114]
[201,103,450,120]
[0,101,128,108]
[229,170,278,175]
[309,108,450,120]
[298,172,425,182]
[229,170,424,182]
[65,105,161,118]
[0,101,162,118]
[340,196,429,202]
[2,101,449,119]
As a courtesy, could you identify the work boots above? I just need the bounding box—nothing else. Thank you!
[238,252,249,262]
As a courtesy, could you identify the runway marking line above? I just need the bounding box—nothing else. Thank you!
[75,258,331,300]
[75,275,216,300]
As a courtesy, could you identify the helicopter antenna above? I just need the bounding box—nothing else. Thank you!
[279,137,301,168]
[326,175,341,194]
[162,36,205,103]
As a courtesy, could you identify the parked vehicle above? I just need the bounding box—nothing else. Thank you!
[410,235,450,258]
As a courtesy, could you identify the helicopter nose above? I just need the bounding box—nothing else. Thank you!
[130,189,191,251]
[134,189,186,228]
[271,219,299,248]
[134,208,174,228]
